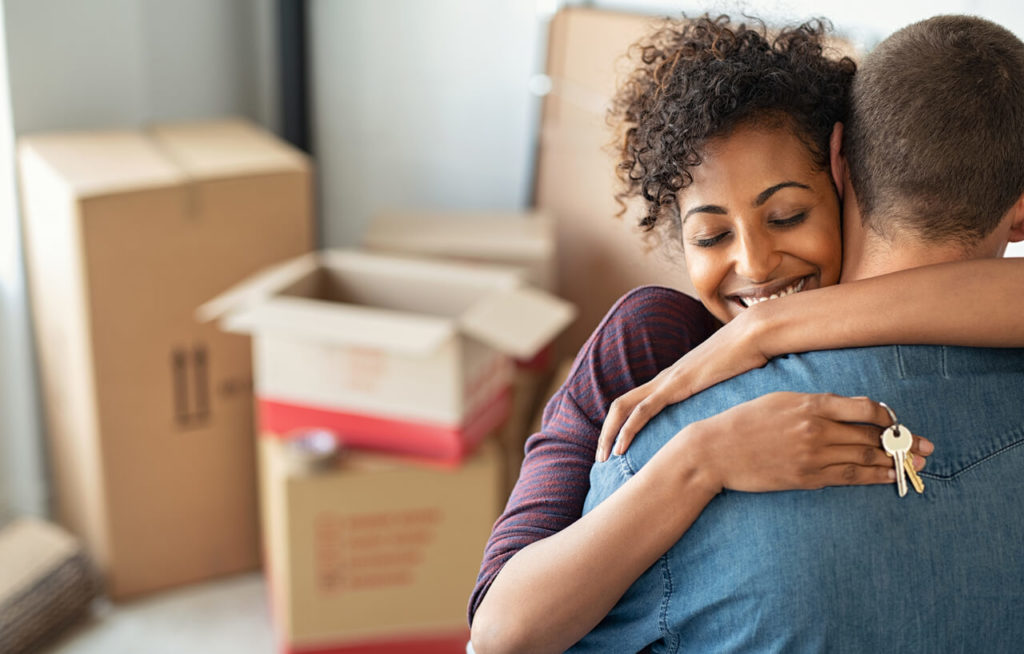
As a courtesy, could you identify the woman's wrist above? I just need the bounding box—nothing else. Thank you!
[658,419,726,498]
[740,292,794,360]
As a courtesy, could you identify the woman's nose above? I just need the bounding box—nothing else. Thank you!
[733,230,781,282]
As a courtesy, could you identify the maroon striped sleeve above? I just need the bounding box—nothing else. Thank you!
[468,285,719,623]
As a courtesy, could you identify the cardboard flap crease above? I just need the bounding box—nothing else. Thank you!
[221,296,456,356]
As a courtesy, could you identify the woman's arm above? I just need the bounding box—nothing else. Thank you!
[754,258,1024,353]
[598,258,1024,460]
[471,392,916,654]
[469,287,718,650]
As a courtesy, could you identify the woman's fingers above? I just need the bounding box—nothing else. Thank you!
[613,390,675,455]
[597,384,649,461]
[799,392,893,427]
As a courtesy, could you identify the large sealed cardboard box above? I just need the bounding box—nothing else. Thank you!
[362,210,556,291]
[18,119,313,598]
[200,250,575,463]
[536,8,697,352]
[260,436,502,653]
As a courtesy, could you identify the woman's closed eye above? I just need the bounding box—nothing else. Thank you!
[691,231,729,248]
[769,211,808,228]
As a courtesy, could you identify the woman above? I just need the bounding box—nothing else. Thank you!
[470,15,1020,654]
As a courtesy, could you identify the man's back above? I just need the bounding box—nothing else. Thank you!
[574,345,1024,653]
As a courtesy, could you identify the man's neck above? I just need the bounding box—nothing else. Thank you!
[837,191,984,282]
[840,231,973,282]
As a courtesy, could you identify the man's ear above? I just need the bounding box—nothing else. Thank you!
[829,122,845,197]
[1009,192,1024,242]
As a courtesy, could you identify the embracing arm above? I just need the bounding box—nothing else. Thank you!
[754,258,1024,354]
[472,393,917,654]
[471,426,719,654]
[600,258,1024,459]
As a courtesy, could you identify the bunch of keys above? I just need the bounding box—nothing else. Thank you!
[879,402,925,497]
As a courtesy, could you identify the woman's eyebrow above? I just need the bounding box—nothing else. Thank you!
[682,204,728,224]
[754,181,811,207]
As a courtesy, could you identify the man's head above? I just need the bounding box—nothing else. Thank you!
[838,15,1024,269]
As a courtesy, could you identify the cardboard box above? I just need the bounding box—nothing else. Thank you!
[259,437,502,653]
[362,210,556,291]
[18,119,313,598]
[199,250,576,464]
[536,8,698,352]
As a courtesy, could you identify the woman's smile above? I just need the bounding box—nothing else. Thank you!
[679,123,843,323]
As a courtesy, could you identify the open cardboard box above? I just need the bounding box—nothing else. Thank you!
[200,250,575,463]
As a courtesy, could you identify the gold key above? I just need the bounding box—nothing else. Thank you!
[878,402,922,498]
[903,452,925,494]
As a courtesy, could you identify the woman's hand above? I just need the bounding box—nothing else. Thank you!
[597,311,769,462]
[674,392,933,494]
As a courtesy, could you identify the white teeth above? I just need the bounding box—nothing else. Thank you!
[736,278,806,308]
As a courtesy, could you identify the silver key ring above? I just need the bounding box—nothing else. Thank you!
[878,401,899,426]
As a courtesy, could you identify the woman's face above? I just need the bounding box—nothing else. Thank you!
[679,124,843,324]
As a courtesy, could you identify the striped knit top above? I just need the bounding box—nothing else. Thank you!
[469,285,719,623]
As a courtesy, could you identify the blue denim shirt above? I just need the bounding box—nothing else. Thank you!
[571,345,1024,653]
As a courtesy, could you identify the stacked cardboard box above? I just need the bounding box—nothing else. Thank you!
[200,250,574,464]
[18,119,313,599]
[202,246,574,652]
[259,438,503,653]
[362,211,567,497]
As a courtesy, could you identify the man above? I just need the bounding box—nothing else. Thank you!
[572,15,1024,653]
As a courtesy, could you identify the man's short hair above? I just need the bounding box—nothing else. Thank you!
[844,15,1024,246]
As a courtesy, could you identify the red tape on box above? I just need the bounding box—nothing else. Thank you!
[259,388,511,465]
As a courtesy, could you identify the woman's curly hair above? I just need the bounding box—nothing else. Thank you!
[610,14,856,240]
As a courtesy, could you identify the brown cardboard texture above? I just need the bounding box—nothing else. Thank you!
[18,119,313,599]
[259,437,502,650]
[536,8,696,352]
[200,251,575,455]
[362,210,556,291]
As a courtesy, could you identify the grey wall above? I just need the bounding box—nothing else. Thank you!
[0,0,276,522]
[309,0,546,247]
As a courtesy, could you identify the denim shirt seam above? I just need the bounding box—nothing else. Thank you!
[658,553,678,653]
[618,450,638,477]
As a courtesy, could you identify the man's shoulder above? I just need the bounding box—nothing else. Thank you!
[773,343,1024,380]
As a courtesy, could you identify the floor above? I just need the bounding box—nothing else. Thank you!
[41,572,276,654]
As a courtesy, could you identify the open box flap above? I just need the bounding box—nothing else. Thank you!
[195,253,321,324]
[221,296,456,356]
[459,287,576,359]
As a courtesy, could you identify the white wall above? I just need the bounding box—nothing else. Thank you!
[309,0,546,247]
[0,0,275,522]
